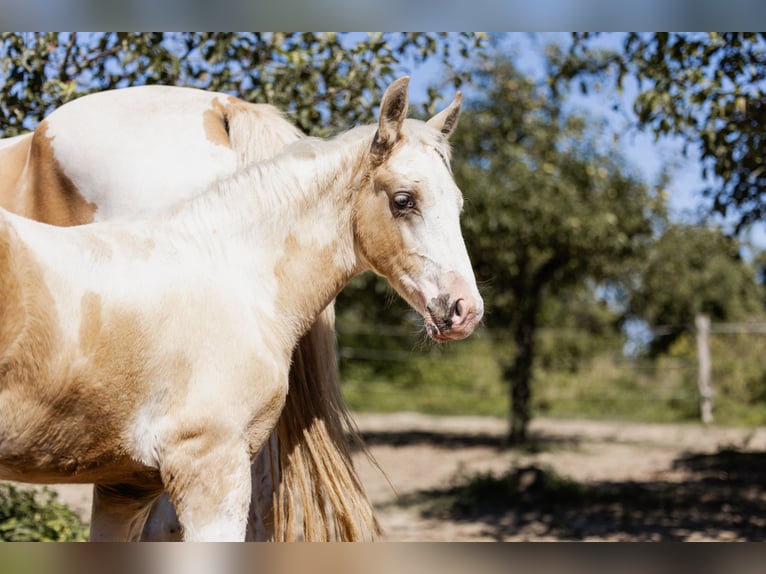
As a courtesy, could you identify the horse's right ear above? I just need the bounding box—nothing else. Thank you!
[372,77,410,158]
[427,91,462,138]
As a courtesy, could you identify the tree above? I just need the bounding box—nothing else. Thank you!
[630,224,766,354]
[552,32,766,231]
[0,32,486,137]
[453,57,664,443]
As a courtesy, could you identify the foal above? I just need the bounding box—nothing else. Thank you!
[0,77,482,540]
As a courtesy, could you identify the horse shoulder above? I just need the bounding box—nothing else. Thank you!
[0,213,31,365]
[0,213,60,371]
[0,134,33,217]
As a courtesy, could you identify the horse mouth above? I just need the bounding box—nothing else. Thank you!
[424,297,481,343]
[426,320,452,342]
[425,307,460,342]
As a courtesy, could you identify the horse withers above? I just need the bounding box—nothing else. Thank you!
[0,77,483,541]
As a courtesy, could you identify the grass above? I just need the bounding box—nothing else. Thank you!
[341,335,508,417]
[340,331,766,428]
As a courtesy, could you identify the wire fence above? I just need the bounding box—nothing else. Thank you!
[335,317,766,424]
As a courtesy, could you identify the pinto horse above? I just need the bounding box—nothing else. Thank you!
[0,77,483,541]
[0,85,372,541]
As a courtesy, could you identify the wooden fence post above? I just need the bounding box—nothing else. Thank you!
[695,313,714,424]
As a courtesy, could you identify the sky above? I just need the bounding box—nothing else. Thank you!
[3,0,766,30]
[405,32,766,252]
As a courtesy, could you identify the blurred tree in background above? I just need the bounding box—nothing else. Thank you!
[453,57,665,443]
[552,32,766,231]
[630,224,766,354]
[0,32,486,137]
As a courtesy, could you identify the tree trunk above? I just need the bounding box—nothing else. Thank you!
[506,303,539,445]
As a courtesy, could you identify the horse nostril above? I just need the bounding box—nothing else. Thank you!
[454,299,463,318]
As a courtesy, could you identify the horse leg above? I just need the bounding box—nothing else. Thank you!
[140,494,183,541]
[89,481,164,541]
[161,436,253,542]
[141,435,277,542]
[246,432,279,541]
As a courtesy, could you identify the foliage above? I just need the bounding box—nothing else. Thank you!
[553,32,766,230]
[0,484,88,541]
[451,55,664,442]
[536,284,626,372]
[0,32,486,137]
[629,224,766,353]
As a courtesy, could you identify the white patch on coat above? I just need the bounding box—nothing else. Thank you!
[46,87,238,221]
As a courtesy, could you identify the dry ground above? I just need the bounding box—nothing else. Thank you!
[40,413,766,541]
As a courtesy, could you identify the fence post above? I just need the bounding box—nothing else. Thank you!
[695,313,714,424]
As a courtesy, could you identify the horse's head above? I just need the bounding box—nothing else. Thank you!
[353,77,483,342]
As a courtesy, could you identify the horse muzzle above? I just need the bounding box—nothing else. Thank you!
[424,291,483,342]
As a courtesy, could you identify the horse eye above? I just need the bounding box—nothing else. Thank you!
[393,192,415,211]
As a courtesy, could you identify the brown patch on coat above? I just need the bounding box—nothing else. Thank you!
[80,230,114,262]
[0,303,155,483]
[21,121,97,226]
[352,167,424,284]
[0,135,33,214]
[245,381,288,458]
[273,233,343,335]
[0,218,58,387]
[0,229,156,483]
[108,227,155,261]
[78,292,103,355]
[0,304,156,482]
[202,98,234,148]
[0,220,29,364]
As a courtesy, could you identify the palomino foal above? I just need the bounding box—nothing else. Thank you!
[0,77,482,541]
[0,85,375,541]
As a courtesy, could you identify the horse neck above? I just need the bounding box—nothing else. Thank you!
[172,130,370,340]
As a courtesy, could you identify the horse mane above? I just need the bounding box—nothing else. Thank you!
[196,119,452,220]
[164,125,367,230]
[224,102,305,168]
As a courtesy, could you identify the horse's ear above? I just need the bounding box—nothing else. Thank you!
[372,76,410,157]
[427,91,462,138]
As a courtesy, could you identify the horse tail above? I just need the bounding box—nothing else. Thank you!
[226,104,380,541]
[272,306,380,541]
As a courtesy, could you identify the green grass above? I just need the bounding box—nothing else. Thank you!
[341,335,508,416]
[340,331,766,428]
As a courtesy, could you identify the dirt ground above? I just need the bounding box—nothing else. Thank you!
[44,413,766,541]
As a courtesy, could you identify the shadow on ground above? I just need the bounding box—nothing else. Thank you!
[355,429,581,453]
[392,446,766,541]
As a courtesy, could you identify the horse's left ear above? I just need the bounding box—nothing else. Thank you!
[427,92,462,138]
[372,76,410,157]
